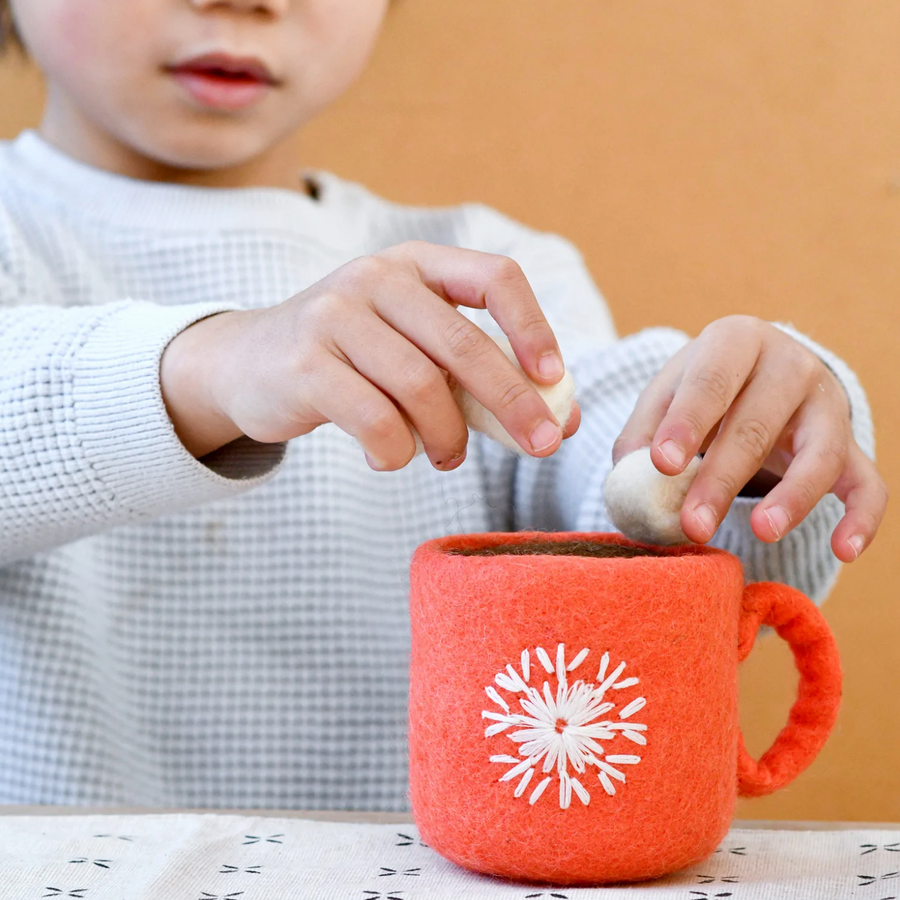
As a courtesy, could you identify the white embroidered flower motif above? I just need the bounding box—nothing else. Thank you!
[482,643,647,809]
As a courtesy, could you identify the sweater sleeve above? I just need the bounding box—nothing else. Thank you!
[0,298,287,566]
[469,232,874,605]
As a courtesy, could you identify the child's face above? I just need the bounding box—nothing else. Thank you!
[11,0,389,181]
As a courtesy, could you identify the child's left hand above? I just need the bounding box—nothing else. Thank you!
[611,315,888,562]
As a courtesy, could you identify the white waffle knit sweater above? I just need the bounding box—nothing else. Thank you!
[0,131,874,810]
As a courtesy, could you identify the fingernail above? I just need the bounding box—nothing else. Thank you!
[530,419,561,453]
[848,534,864,559]
[439,450,467,470]
[764,505,791,540]
[659,439,686,469]
[692,504,718,539]
[538,352,564,380]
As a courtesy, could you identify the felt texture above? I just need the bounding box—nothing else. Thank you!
[736,581,843,797]
[408,531,842,886]
[603,446,702,545]
[408,336,577,457]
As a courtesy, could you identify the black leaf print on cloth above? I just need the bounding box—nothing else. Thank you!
[863,844,900,856]
[361,892,405,900]
[394,832,427,848]
[242,834,284,845]
[690,892,733,898]
[859,873,900,887]
[524,893,569,899]
[377,867,421,877]
[91,834,134,842]
[43,891,87,899]
[697,876,739,884]
[68,859,111,869]
[218,864,263,874]
[714,846,747,856]
[198,893,244,900]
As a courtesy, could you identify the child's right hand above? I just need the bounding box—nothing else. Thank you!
[160,241,580,469]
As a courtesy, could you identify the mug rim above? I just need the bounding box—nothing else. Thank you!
[418,530,737,564]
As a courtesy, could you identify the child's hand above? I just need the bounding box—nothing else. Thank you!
[611,316,887,562]
[160,241,580,471]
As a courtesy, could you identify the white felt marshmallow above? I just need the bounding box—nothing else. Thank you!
[602,446,702,545]
[410,336,577,456]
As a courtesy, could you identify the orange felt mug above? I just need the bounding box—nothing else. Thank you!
[408,531,842,885]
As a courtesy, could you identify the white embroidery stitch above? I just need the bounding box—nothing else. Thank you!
[482,643,647,808]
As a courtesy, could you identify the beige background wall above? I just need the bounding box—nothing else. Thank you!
[1,1,898,821]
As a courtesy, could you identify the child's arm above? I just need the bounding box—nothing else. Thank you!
[0,297,287,566]
[1,237,575,568]
[158,241,575,466]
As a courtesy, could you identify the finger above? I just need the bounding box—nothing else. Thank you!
[651,321,763,475]
[739,399,850,545]
[824,442,887,562]
[679,369,809,542]
[336,313,470,470]
[562,400,581,439]
[370,273,564,457]
[378,241,567,387]
[310,355,421,471]
[611,345,689,465]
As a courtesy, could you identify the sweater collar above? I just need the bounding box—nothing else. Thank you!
[4,129,365,247]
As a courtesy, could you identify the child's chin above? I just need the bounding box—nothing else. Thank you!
[135,121,284,174]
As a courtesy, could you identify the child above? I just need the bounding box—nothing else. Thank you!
[0,0,885,810]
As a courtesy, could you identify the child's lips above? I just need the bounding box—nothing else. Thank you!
[166,53,279,110]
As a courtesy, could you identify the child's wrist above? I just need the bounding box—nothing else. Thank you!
[160,312,245,458]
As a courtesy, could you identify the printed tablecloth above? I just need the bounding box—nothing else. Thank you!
[1,815,898,899]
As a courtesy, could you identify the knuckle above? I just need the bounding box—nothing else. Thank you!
[795,350,821,383]
[302,289,356,331]
[792,477,820,513]
[872,473,890,509]
[690,367,733,411]
[704,314,760,336]
[708,470,741,502]
[290,350,316,381]
[517,307,551,336]
[348,253,395,283]
[358,405,401,444]
[858,506,882,537]
[816,436,847,473]
[738,314,765,331]
[401,364,444,404]
[300,289,338,320]
[489,255,527,286]
[443,317,489,360]
[387,239,426,256]
[678,406,711,446]
[732,417,773,460]
[376,240,427,272]
[495,377,533,412]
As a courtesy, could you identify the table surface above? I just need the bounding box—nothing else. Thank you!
[4,808,899,899]
[0,807,897,830]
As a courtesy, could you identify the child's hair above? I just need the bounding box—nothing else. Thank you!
[0,0,22,56]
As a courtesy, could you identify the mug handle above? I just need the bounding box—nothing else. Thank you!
[736,581,843,798]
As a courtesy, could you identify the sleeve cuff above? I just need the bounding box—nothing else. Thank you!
[712,491,844,605]
[711,321,871,602]
[69,300,287,520]
[771,321,875,461]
